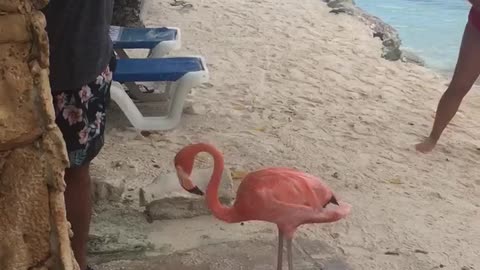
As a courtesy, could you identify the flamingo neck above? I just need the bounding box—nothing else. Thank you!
[194,144,239,223]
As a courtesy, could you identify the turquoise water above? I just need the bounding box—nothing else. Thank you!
[355,0,471,72]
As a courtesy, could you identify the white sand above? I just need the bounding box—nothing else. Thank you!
[93,0,480,269]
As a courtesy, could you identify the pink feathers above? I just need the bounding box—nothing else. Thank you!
[174,143,351,270]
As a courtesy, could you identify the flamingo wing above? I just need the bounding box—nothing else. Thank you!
[251,191,350,237]
[233,167,350,228]
[269,195,350,225]
[240,168,319,207]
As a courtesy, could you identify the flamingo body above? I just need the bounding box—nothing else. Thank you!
[231,167,347,237]
[174,143,351,270]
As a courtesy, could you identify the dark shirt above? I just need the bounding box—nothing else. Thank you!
[42,0,114,92]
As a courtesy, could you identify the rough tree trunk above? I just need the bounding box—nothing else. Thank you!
[0,1,79,270]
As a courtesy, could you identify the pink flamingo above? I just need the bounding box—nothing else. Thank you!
[174,143,351,270]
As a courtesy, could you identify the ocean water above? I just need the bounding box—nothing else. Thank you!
[354,0,472,72]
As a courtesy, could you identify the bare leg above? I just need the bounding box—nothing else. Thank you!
[277,230,284,270]
[416,23,480,153]
[64,164,92,270]
[286,239,293,270]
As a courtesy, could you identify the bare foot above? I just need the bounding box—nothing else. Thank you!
[415,137,437,153]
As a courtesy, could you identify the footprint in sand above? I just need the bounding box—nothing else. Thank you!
[170,0,193,11]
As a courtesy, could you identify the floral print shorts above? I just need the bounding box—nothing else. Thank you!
[53,62,114,168]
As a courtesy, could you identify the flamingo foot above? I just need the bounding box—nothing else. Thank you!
[277,231,284,270]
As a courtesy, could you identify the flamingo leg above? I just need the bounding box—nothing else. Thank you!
[277,230,284,270]
[286,238,293,270]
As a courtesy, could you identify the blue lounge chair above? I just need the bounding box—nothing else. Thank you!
[110,25,181,57]
[111,56,209,131]
[110,25,183,102]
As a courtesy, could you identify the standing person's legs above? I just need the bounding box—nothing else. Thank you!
[53,59,114,270]
[416,20,480,153]
[64,165,92,270]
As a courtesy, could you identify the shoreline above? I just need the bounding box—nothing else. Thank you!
[323,0,425,66]
[323,0,480,88]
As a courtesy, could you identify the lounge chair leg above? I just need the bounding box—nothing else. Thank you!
[167,81,187,119]
[166,82,175,99]
[110,77,195,131]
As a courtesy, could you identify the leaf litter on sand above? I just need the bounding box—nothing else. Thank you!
[387,178,403,185]
[253,127,267,132]
[231,169,249,181]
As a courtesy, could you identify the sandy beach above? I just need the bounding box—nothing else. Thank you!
[91,0,480,269]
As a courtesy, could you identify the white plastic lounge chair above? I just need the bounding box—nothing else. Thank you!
[111,56,209,131]
[110,25,182,102]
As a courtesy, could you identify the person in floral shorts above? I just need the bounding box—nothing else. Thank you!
[42,1,115,270]
[53,60,115,168]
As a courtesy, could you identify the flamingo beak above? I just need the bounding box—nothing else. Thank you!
[323,195,339,208]
[187,186,204,196]
[175,165,204,196]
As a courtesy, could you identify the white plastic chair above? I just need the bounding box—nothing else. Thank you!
[110,56,209,131]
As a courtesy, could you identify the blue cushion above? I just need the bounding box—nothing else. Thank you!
[113,58,204,82]
[110,26,178,49]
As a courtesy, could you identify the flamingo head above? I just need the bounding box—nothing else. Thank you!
[174,144,205,196]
